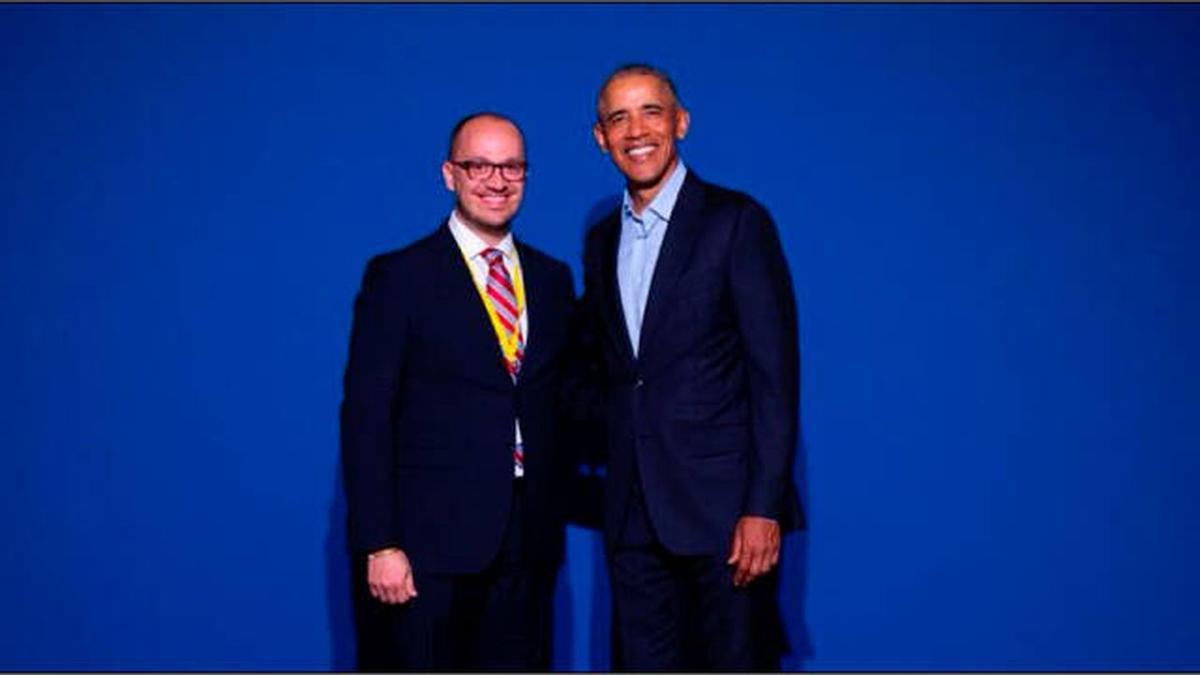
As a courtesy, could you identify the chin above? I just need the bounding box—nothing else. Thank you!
[482,216,514,230]
[625,170,666,188]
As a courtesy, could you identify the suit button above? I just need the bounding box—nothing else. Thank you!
[634,378,644,389]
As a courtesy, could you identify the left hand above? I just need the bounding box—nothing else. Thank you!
[727,515,781,587]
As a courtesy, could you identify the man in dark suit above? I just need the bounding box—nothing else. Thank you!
[580,64,805,671]
[340,112,575,671]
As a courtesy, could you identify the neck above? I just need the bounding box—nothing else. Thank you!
[628,186,660,216]
[455,210,509,247]
[626,158,679,215]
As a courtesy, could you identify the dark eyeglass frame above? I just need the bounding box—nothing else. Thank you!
[450,159,529,182]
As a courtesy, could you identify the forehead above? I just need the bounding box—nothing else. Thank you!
[453,118,524,158]
[599,73,674,111]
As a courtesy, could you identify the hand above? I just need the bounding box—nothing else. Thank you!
[367,548,418,604]
[727,516,781,587]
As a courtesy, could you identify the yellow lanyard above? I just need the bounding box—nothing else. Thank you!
[461,247,526,366]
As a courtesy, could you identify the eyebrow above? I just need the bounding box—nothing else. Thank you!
[604,102,665,122]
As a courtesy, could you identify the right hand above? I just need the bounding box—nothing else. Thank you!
[367,548,418,605]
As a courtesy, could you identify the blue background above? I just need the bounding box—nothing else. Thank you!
[2,3,1198,670]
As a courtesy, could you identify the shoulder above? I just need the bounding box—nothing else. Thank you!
[682,174,780,252]
[683,174,785,260]
[688,173,771,222]
[583,206,621,253]
[358,227,448,288]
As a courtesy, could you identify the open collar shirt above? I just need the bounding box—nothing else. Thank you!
[617,160,688,357]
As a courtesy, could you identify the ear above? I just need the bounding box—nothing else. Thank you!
[675,107,691,141]
[593,122,610,154]
[441,161,456,192]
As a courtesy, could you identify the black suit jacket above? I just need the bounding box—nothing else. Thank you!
[340,224,575,575]
[581,172,805,555]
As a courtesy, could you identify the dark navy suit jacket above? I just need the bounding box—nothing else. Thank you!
[582,172,805,555]
[340,224,575,575]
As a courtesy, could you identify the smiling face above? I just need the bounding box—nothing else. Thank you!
[593,71,690,211]
[441,115,526,243]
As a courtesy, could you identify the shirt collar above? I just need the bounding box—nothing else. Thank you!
[448,210,516,261]
[622,160,688,226]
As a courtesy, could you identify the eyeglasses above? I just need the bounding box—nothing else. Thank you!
[450,160,528,182]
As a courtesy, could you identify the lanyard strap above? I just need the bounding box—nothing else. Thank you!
[460,247,526,365]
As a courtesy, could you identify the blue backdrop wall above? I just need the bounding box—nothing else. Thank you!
[2,4,1198,670]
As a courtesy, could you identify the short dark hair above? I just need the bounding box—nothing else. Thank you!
[595,63,683,120]
[446,112,524,160]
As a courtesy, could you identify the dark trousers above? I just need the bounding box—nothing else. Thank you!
[609,483,783,672]
[354,482,553,672]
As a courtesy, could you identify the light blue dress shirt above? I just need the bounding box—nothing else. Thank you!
[617,161,688,356]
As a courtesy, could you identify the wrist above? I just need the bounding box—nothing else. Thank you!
[368,547,400,560]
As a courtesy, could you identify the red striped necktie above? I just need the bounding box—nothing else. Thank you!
[482,247,523,378]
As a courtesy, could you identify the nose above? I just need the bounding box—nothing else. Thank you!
[626,113,646,139]
[483,170,509,191]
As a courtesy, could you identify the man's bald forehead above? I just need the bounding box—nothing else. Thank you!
[448,112,523,159]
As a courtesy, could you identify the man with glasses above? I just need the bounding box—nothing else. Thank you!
[340,112,575,671]
[579,64,805,670]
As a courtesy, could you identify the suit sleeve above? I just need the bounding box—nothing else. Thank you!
[728,201,800,522]
[339,256,406,555]
[571,236,611,461]
[558,238,609,528]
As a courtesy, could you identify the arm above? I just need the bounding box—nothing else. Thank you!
[559,260,609,529]
[725,201,800,586]
[339,256,418,603]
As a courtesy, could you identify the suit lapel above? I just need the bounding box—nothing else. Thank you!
[637,173,706,359]
[431,224,513,387]
[514,239,547,378]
